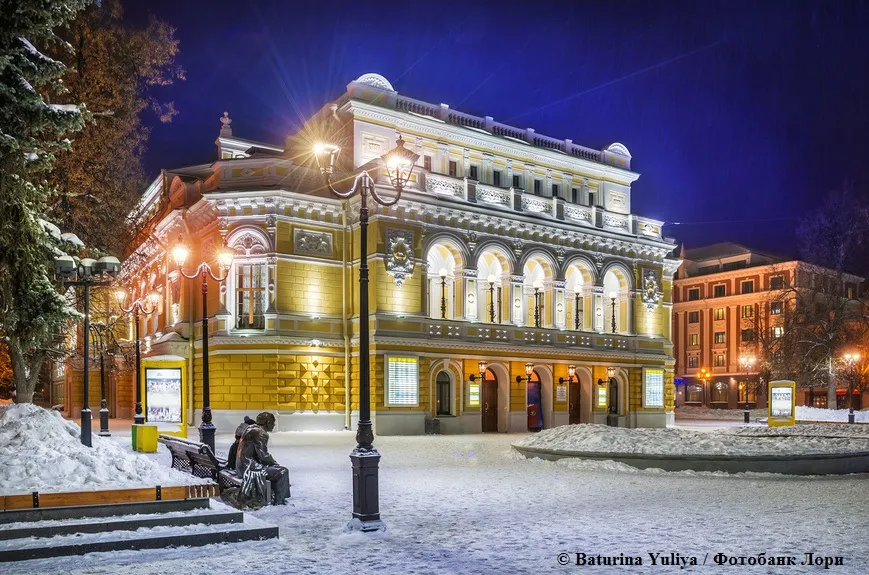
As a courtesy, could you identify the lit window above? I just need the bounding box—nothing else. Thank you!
[738,381,757,403]
[714,332,726,344]
[236,263,266,330]
[742,305,753,318]
[714,354,726,367]
[771,326,784,339]
[386,356,419,407]
[688,356,699,368]
[643,368,664,408]
[689,333,699,346]
[714,308,725,321]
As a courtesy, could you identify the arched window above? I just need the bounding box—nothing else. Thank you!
[227,229,270,331]
[603,267,631,334]
[435,371,452,416]
[426,243,461,320]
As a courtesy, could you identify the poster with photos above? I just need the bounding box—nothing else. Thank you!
[145,367,182,423]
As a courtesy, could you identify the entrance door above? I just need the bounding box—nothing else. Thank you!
[569,380,581,424]
[481,369,499,433]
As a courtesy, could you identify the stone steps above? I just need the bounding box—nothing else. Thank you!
[0,497,278,563]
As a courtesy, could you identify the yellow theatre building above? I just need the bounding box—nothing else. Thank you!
[69,73,680,435]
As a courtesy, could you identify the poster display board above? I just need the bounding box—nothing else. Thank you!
[768,380,796,427]
[556,385,567,402]
[140,357,187,437]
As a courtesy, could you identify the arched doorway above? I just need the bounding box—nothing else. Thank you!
[481,367,499,433]
[527,370,543,431]
[435,371,452,416]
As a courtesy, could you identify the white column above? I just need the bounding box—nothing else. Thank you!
[553,280,566,328]
[511,274,524,325]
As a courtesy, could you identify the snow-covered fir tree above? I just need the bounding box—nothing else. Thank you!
[0,0,91,403]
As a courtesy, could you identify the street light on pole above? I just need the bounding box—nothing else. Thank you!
[609,291,618,334]
[843,352,860,424]
[487,274,497,323]
[53,252,121,447]
[559,364,578,424]
[313,132,419,533]
[533,280,543,328]
[89,322,113,436]
[439,268,447,319]
[115,290,159,426]
[171,239,234,453]
[739,355,756,424]
[574,285,582,331]
[698,367,710,407]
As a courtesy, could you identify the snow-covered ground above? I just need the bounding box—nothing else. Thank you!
[514,423,869,456]
[676,405,869,423]
[5,430,869,574]
[0,404,208,494]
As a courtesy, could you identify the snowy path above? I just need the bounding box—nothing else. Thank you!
[6,431,869,574]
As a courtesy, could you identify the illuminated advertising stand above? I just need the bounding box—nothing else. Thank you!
[141,357,188,438]
[767,380,796,427]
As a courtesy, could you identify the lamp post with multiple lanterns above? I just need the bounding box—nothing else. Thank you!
[487,274,497,323]
[438,268,448,319]
[697,367,710,407]
[533,280,543,328]
[313,133,419,533]
[171,239,234,453]
[739,355,756,424]
[574,286,582,330]
[609,291,618,334]
[843,352,860,424]
[53,252,122,447]
[115,290,159,425]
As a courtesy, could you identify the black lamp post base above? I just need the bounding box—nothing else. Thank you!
[606,413,619,428]
[133,403,145,426]
[349,447,383,532]
[199,421,216,453]
[744,409,751,424]
[849,412,855,424]
[99,407,111,436]
[80,408,92,447]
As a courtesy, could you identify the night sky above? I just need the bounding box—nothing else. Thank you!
[127,0,869,258]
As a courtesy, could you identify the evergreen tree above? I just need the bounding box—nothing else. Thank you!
[0,0,92,403]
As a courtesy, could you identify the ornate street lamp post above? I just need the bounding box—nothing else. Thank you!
[698,367,710,407]
[314,133,419,533]
[115,290,159,426]
[89,322,113,436]
[559,364,578,424]
[609,291,618,334]
[171,239,234,453]
[574,286,582,331]
[843,352,860,424]
[533,280,543,328]
[487,274,497,323]
[54,253,121,446]
[739,355,756,424]
[439,268,447,319]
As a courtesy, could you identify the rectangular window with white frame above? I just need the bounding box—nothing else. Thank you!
[386,356,419,407]
[235,262,266,330]
[643,368,665,408]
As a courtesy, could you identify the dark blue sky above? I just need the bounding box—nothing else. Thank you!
[128,0,869,257]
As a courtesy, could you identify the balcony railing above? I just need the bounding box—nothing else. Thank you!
[374,316,664,356]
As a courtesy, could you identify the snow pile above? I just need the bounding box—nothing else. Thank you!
[513,423,869,456]
[676,406,767,420]
[732,423,869,439]
[797,406,869,423]
[0,404,209,495]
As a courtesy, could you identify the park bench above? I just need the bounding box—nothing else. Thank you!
[157,435,272,503]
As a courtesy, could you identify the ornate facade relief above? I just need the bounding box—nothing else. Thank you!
[642,269,662,311]
[293,228,333,257]
[385,229,415,287]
